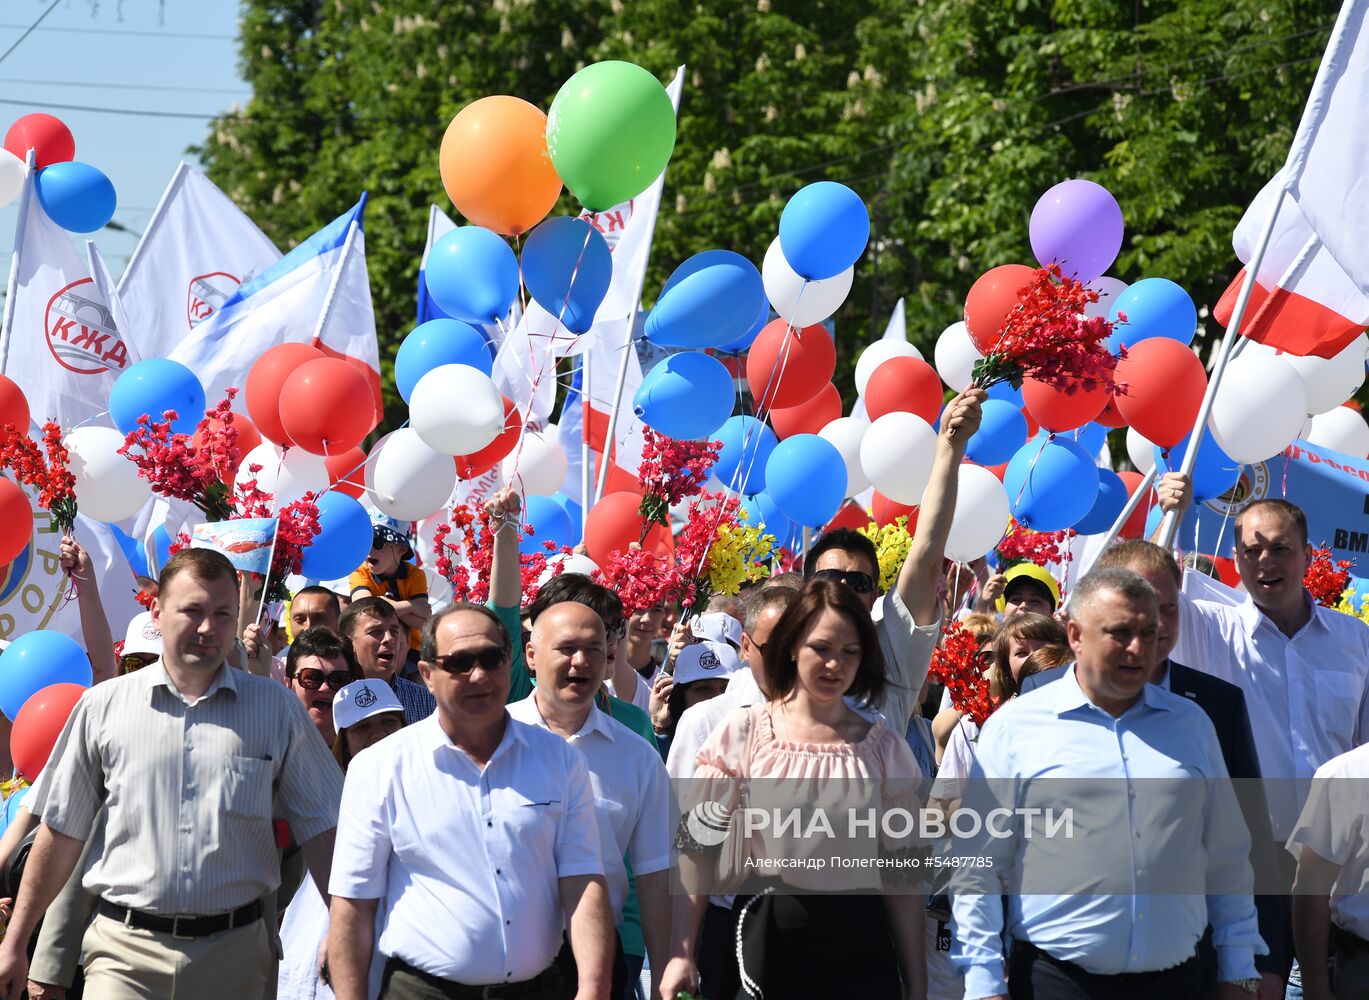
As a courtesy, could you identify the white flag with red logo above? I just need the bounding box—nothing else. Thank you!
[117,163,281,361]
[0,169,130,426]
[312,200,384,422]
[1215,1,1369,358]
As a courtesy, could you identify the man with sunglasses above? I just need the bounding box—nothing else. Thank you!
[284,627,363,748]
[328,603,613,1000]
[804,387,985,733]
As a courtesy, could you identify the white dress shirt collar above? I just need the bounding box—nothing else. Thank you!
[509,695,617,744]
[1237,588,1326,640]
[1041,663,1175,718]
[139,659,239,705]
[418,710,527,768]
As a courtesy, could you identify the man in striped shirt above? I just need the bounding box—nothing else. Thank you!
[0,548,343,1000]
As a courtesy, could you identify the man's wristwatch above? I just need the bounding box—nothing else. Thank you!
[1223,978,1260,995]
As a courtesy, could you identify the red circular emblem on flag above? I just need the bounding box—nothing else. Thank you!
[44,278,130,375]
[187,272,241,329]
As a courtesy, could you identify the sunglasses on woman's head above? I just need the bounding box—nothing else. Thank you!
[292,668,354,690]
[811,569,876,594]
[430,646,507,675]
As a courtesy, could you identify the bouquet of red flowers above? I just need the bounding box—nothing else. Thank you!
[431,501,568,608]
[118,390,247,522]
[996,519,1075,570]
[971,265,1121,396]
[1305,546,1353,609]
[636,428,721,530]
[929,620,996,727]
[0,422,77,533]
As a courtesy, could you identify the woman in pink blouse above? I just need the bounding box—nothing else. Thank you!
[660,578,927,999]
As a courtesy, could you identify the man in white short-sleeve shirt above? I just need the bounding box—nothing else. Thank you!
[510,602,672,998]
[326,603,614,1000]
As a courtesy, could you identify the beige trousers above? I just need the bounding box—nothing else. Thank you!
[80,912,273,1000]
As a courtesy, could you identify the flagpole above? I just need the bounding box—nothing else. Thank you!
[311,194,367,344]
[0,150,37,373]
[1154,190,1285,549]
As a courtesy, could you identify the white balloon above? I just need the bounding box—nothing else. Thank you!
[1083,276,1128,320]
[236,443,329,505]
[854,340,923,396]
[502,429,567,497]
[1306,406,1369,458]
[410,364,505,457]
[63,426,150,522]
[933,321,981,393]
[818,417,869,497]
[859,412,936,504]
[1125,427,1156,475]
[1283,333,1368,414]
[1210,354,1308,464]
[946,464,1010,561]
[366,429,456,521]
[761,238,853,327]
[0,151,23,210]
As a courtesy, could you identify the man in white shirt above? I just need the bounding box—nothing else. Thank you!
[510,602,671,999]
[327,602,614,1000]
[1288,743,1369,1000]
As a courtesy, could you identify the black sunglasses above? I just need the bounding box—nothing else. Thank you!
[293,668,353,690]
[812,569,876,594]
[431,647,507,675]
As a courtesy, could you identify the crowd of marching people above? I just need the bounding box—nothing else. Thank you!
[0,388,1362,1000]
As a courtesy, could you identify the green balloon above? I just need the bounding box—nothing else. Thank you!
[546,61,677,212]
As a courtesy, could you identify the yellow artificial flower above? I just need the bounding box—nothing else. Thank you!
[704,512,777,597]
[858,516,912,592]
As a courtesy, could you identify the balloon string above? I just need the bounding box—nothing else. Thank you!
[1008,434,1052,525]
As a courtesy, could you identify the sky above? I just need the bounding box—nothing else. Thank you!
[0,0,248,283]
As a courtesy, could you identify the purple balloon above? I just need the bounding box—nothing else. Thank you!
[1029,179,1124,284]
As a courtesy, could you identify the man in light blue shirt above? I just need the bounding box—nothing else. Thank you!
[950,567,1265,1000]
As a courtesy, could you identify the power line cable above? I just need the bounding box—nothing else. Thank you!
[0,0,61,67]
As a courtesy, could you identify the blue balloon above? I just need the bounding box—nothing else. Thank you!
[645,251,766,349]
[987,381,1024,408]
[634,352,736,441]
[713,416,777,496]
[109,359,205,436]
[1154,429,1241,502]
[36,161,116,233]
[1069,421,1109,459]
[764,434,847,528]
[152,524,174,575]
[521,217,613,334]
[1003,437,1099,531]
[1107,278,1196,352]
[0,631,91,721]
[551,492,583,548]
[522,495,574,556]
[965,399,1028,466]
[1143,502,1198,545]
[300,491,373,580]
[777,181,870,281]
[716,303,770,354]
[395,319,492,403]
[424,227,519,326]
[1073,468,1129,535]
[742,493,800,552]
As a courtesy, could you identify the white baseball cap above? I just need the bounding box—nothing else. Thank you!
[674,639,741,687]
[332,680,405,732]
[691,612,743,650]
[122,612,163,658]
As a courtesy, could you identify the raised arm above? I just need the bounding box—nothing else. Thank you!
[486,486,523,610]
[898,389,985,625]
[59,537,116,684]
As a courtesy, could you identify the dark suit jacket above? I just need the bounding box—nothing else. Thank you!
[1019,660,1287,977]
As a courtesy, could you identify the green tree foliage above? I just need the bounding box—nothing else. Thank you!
[199,0,1335,423]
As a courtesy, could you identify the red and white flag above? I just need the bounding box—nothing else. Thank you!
[1215,1,1369,358]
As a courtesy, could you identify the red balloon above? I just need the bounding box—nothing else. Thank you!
[1020,408,1039,441]
[316,341,384,431]
[11,683,85,781]
[245,343,325,446]
[984,461,1009,482]
[1213,555,1240,589]
[1117,471,1153,539]
[4,114,74,170]
[278,358,375,455]
[0,375,29,431]
[871,491,918,528]
[325,446,368,499]
[824,501,872,534]
[1114,338,1207,448]
[770,383,842,439]
[191,412,263,484]
[864,357,943,424]
[746,320,835,413]
[0,480,30,565]
[1094,395,1128,428]
[964,264,1035,355]
[455,397,520,479]
[583,490,671,566]
[1021,377,1108,433]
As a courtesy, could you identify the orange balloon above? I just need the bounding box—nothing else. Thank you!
[440,96,563,236]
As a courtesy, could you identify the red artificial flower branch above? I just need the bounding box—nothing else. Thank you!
[118,389,245,522]
[1305,546,1353,609]
[928,619,996,727]
[431,502,567,608]
[0,422,77,533]
[636,428,721,531]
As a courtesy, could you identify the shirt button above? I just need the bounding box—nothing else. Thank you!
[487,821,493,828]
[1138,912,1145,920]
[1136,868,1144,877]
[496,868,502,875]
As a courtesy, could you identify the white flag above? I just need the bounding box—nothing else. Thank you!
[117,163,281,360]
[881,297,907,342]
[312,198,383,421]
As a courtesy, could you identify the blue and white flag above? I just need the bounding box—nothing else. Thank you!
[191,518,278,576]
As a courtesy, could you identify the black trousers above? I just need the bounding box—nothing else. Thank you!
[697,902,741,1000]
[1008,941,1203,1000]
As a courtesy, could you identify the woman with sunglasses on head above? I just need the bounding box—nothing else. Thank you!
[662,578,927,1000]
